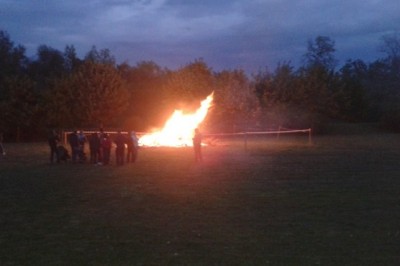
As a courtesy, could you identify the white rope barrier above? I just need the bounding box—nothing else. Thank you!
[205,128,312,151]
[61,128,312,150]
[205,129,311,137]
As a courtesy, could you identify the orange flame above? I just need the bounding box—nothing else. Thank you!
[139,92,213,147]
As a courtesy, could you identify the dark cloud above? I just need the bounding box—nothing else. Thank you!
[1,0,399,73]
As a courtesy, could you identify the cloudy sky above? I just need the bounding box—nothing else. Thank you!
[1,0,399,73]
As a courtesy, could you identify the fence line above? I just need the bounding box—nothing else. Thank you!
[61,128,312,149]
[205,128,312,151]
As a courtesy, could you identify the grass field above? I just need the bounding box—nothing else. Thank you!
[1,125,399,265]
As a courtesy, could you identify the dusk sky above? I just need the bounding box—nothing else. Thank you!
[1,0,399,73]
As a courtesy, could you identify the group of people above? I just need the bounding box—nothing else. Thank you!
[48,127,203,165]
[48,129,139,166]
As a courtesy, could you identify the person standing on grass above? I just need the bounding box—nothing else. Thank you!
[192,128,203,162]
[48,129,60,163]
[77,130,87,162]
[89,132,100,164]
[68,130,79,163]
[114,131,126,166]
[0,131,5,157]
[126,131,139,163]
[102,133,112,165]
[98,128,105,163]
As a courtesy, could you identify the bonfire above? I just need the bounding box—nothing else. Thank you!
[139,92,214,147]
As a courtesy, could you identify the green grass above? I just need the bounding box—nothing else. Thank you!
[1,130,400,265]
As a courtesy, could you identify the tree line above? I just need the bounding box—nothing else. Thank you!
[1,30,399,141]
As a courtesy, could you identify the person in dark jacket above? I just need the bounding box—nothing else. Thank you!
[98,128,105,163]
[102,133,112,165]
[68,130,79,163]
[77,130,87,162]
[126,131,139,163]
[48,130,60,163]
[89,132,100,164]
[114,131,126,166]
[0,131,5,157]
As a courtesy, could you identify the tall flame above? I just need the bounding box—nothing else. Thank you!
[139,92,213,147]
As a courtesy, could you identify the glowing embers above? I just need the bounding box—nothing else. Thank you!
[139,92,213,147]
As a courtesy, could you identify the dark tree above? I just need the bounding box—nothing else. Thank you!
[85,46,116,66]
[338,60,368,121]
[0,77,39,141]
[160,59,215,127]
[295,36,340,130]
[0,30,32,139]
[27,45,66,91]
[162,59,215,104]
[367,33,400,130]
[118,61,167,130]
[64,45,82,73]
[379,32,400,60]
[44,61,129,128]
[303,36,337,71]
[0,30,27,80]
[213,69,257,132]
